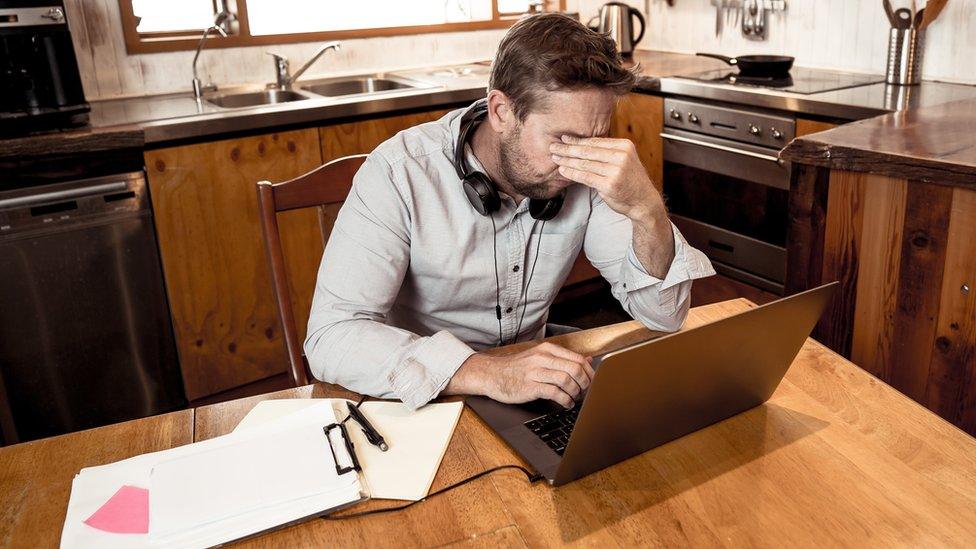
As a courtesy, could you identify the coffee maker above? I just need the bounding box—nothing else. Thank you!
[0,1,89,136]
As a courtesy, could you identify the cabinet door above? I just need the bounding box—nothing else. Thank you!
[146,129,323,401]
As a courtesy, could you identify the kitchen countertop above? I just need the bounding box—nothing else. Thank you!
[781,97,976,188]
[4,51,976,159]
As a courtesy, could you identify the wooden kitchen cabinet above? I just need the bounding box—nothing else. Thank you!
[146,129,323,401]
[147,108,451,401]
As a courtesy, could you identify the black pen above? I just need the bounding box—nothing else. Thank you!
[347,401,388,451]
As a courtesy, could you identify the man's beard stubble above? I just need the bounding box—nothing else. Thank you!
[498,124,557,200]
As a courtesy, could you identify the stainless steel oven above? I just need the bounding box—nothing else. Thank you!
[661,98,795,294]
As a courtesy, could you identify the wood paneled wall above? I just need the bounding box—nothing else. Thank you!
[787,167,976,434]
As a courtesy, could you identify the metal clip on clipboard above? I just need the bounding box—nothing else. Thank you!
[323,422,362,476]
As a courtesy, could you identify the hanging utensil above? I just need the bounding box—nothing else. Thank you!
[920,0,948,29]
[715,0,723,37]
[882,0,898,27]
[893,7,913,28]
[913,8,925,28]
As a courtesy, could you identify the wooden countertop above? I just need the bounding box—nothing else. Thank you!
[6,298,972,546]
[782,98,976,188]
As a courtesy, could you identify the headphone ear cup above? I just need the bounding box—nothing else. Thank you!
[462,173,501,216]
[528,194,564,221]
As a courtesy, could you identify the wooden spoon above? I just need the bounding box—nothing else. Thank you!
[920,0,948,29]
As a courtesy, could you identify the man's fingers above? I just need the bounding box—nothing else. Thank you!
[549,142,620,163]
[536,355,590,394]
[560,134,630,150]
[538,343,595,382]
[557,165,604,188]
[535,383,575,409]
[532,368,582,400]
[551,154,613,177]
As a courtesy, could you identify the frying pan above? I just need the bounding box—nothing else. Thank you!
[696,53,795,77]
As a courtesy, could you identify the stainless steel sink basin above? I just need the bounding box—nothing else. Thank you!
[205,89,310,108]
[300,74,435,98]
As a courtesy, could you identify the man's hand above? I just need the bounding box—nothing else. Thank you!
[549,135,664,221]
[550,135,676,278]
[444,342,594,409]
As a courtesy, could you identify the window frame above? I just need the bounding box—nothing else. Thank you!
[118,0,565,55]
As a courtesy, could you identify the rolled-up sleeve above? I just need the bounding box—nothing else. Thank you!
[583,190,715,332]
[303,154,475,409]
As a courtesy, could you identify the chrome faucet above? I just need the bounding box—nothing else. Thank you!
[267,41,341,90]
[191,10,236,101]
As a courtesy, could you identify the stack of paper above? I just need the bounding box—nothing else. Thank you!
[60,401,365,548]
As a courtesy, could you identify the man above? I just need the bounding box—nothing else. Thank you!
[304,13,714,410]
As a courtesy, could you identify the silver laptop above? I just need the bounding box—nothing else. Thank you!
[466,282,837,486]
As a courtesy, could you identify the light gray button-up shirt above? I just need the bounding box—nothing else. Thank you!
[304,102,715,409]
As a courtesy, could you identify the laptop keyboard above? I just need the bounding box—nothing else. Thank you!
[524,408,579,456]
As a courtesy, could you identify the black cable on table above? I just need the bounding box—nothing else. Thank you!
[322,464,544,520]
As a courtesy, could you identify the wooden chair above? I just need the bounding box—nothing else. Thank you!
[256,154,368,387]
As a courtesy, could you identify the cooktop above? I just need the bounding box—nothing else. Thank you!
[676,67,885,95]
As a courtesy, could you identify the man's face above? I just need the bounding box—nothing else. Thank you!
[497,87,615,200]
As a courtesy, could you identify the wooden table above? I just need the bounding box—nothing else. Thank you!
[0,410,193,547]
[3,299,976,547]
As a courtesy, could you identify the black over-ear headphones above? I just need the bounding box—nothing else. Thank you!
[453,101,564,221]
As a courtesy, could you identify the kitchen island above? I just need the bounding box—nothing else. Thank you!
[782,97,976,435]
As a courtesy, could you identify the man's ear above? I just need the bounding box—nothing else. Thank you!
[485,89,515,134]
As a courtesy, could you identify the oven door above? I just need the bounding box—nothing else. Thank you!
[661,128,789,294]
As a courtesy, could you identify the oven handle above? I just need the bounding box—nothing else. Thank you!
[660,133,784,165]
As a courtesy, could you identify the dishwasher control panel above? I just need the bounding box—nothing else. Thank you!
[0,171,148,234]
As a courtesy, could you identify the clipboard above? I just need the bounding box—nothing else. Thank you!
[148,412,372,546]
[220,422,370,546]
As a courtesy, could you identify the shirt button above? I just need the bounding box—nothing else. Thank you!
[513,265,520,272]
[506,307,513,313]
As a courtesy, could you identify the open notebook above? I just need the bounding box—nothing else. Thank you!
[235,399,464,501]
[60,401,366,548]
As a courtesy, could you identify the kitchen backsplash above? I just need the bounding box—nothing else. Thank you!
[67,0,973,101]
[577,0,974,85]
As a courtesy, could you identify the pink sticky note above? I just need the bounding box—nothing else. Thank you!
[83,485,149,534]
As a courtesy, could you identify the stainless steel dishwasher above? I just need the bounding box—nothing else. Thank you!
[0,171,186,444]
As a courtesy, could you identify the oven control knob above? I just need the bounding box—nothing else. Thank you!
[748,124,762,136]
[688,113,700,124]
[669,108,682,121]
[771,128,783,140]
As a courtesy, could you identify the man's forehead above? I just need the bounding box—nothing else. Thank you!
[528,90,615,135]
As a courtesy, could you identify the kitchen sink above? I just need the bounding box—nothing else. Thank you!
[300,74,434,98]
[205,89,311,108]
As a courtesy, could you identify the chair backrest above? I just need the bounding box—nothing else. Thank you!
[256,154,368,387]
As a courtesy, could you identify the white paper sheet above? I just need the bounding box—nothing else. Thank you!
[59,401,363,549]
[235,399,463,501]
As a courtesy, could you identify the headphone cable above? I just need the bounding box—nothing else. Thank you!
[512,219,545,345]
[490,214,503,347]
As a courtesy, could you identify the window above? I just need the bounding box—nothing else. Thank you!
[119,0,562,54]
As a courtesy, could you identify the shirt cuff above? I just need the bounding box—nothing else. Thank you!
[387,330,476,410]
[621,222,716,293]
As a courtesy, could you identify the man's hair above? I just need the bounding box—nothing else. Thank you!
[489,13,638,121]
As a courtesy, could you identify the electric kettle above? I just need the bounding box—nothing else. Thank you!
[591,2,646,57]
